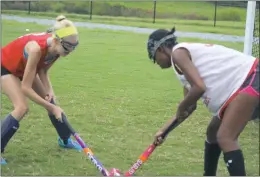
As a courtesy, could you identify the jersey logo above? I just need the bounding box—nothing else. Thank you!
[23,48,29,60]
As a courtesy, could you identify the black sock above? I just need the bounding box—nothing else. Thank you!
[1,114,20,153]
[48,98,71,142]
[224,149,246,176]
[48,114,71,140]
[203,141,222,176]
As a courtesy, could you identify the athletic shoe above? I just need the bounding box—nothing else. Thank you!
[1,157,7,165]
[58,137,82,151]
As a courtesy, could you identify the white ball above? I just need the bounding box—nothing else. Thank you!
[25,29,30,32]
[109,168,121,176]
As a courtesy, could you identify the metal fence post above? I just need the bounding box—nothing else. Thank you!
[153,0,157,23]
[89,0,93,20]
[28,1,31,14]
[214,1,217,27]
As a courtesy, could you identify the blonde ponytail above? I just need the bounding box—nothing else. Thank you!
[47,15,78,38]
[56,15,66,22]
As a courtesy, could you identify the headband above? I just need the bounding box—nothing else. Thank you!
[148,33,176,60]
[54,26,78,39]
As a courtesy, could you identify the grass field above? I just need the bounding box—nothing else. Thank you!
[2,10,246,36]
[1,20,259,176]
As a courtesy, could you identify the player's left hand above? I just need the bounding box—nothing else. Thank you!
[154,130,165,146]
[45,92,55,103]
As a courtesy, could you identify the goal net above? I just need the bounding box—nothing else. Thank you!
[244,1,259,59]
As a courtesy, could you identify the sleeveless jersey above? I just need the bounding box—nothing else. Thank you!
[171,42,257,116]
[1,33,59,78]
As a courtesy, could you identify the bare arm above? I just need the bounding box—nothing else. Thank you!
[157,87,197,137]
[155,49,204,141]
[172,48,206,113]
[21,41,55,112]
[183,87,197,115]
[38,67,55,97]
[183,86,189,96]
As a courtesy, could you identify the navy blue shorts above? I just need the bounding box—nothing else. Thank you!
[1,66,22,80]
[1,66,11,76]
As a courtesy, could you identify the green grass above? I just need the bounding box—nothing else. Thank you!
[2,10,246,36]
[1,20,258,176]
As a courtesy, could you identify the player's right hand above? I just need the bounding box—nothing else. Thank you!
[50,105,64,122]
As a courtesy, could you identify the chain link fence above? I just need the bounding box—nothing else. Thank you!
[2,1,248,27]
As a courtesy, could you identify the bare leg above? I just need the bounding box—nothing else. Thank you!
[1,74,28,153]
[217,93,259,176]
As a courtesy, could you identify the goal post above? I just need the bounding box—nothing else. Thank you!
[243,1,259,58]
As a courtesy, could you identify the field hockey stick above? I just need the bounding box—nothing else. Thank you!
[124,117,186,176]
[61,113,110,176]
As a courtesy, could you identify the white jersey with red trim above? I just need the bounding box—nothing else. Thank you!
[171,42,256,116]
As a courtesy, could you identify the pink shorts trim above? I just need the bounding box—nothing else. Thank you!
[218,59,259,119]
[240,69,260,97]
[240,86,260,97]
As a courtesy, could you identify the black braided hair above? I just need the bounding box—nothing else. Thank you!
[164,27,178,49]
[147,27,178,60]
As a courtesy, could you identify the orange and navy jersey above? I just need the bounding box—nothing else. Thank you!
[1,32,59,78]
